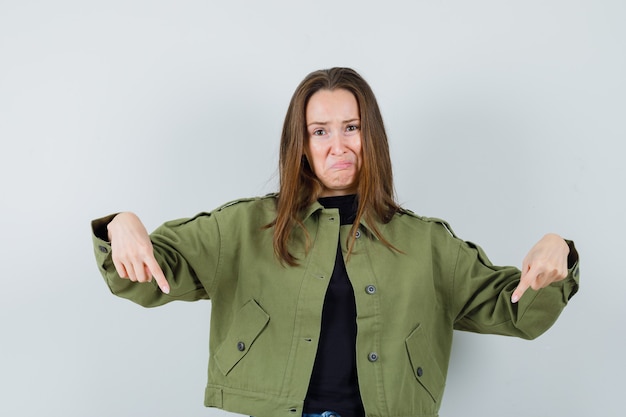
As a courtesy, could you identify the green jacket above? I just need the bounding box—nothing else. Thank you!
[92,195,579,417]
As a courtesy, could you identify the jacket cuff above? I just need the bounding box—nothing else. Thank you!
[556,239,580,301]
[91,214,119,273]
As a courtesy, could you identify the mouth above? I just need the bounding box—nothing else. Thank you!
[330,161,354,170]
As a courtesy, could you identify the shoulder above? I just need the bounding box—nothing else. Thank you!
[211,193,278,226]
[393,208,458,239]
[214,193,278,213]
[160,194,278,230]
[215,193,278,212]
[382,208,465,257]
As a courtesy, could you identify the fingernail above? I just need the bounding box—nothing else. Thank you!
[511,294,519,303]
[163,286,170,294]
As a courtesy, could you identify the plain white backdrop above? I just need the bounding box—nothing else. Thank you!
[1,1,624,416]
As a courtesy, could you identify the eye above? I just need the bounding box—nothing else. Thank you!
[346,124,360,132]
[312,128,326,136]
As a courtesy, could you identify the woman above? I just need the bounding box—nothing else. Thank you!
[92,67,579,417]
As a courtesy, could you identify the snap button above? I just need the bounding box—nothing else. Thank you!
[368,352,379,362]
[355,230,361,239]
[237,341,245,351]
[98,245,108,254]
[416,367,424,377]
[365,285,376,295]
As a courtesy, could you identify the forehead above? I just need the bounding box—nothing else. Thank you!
[306,89,359,122]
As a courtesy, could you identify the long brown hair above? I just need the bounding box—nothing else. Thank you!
[273,67,401,265]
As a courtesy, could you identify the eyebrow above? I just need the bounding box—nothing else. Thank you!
[307,118,360,127]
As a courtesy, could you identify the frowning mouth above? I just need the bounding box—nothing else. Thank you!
[330,161,354,170]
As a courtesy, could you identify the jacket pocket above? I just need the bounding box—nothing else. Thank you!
[405,324,445,403]
[214,299,270,376]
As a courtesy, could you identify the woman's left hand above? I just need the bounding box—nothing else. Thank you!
[511,233,570,303]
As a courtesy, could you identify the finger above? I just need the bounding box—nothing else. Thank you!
[112,258,129,279]
[145,257,170,294]
[511,267,536,303]
[144,265,153,282]
[126,262,138,282]
[133,261,150,283]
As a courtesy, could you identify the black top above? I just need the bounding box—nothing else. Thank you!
[303,194,365,417]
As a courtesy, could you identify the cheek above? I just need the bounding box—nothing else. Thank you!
[353,140,363,164]
[307,144,325,172]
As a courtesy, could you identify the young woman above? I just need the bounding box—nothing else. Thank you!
[92,67,579,417]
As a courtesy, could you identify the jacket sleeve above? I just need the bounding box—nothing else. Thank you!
[91,212,220,308]
[451,238,580,340]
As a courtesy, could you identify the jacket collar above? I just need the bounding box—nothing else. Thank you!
[301,200,381,240]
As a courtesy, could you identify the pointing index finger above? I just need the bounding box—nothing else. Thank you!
[145,257,170,294]
[511,267,536,303]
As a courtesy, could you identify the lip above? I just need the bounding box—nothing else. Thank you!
[330,161,354,170]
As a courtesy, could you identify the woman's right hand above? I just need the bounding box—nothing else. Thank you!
[107,212,170,294]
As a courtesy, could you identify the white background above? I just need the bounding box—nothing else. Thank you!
[1,1,624,416]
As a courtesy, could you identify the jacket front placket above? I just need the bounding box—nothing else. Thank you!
[280,208,342,413]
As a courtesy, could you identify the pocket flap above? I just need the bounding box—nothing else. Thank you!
[214,299,270,375]
[405,324,445,403]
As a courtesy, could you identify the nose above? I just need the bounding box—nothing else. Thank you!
[329,133,347,155]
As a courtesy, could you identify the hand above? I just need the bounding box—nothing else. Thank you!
[107,212,170,294]
[511,233,569,303]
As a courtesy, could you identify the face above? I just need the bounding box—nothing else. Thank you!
[305,88,362,197]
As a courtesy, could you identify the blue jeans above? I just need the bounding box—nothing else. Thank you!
[253,411,341,417]
[303,412,341,417]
